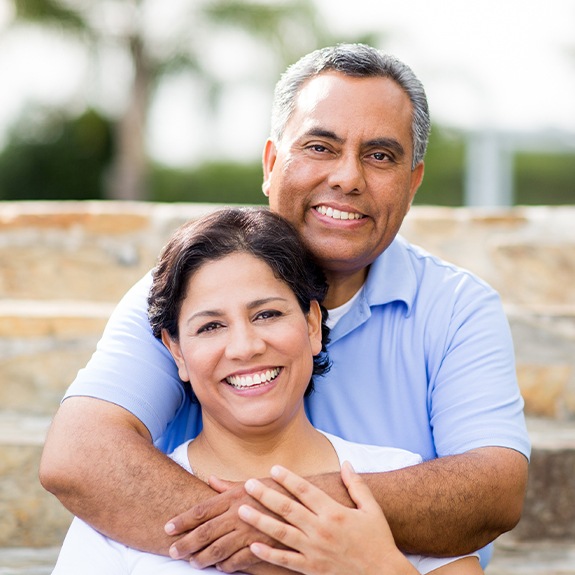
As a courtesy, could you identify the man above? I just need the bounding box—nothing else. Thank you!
[40,44,529,571]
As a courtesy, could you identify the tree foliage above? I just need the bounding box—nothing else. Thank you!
[0,108,113,200]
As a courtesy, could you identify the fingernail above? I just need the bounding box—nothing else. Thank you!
[169,545,179,559]
[245,478,257,493]
[238,504,252,519]
[343,460,356,472]
[164,522,176,534]
[270,465,282,477]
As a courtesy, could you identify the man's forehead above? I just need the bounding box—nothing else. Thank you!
[285,72,413,141]
[295,72,402,107]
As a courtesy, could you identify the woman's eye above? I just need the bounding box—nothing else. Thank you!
[197,322,223,334]
[255,310,282,321]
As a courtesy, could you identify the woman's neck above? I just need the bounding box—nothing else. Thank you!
[188,409,339,483]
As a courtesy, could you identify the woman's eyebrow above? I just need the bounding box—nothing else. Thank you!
[186,309,223,325]
[247,297,289,309]
[185,297,289,324]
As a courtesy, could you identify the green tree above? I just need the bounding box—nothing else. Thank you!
[0,107,113,200]
[6,0,361,201]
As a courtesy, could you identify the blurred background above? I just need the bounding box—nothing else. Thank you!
[0,0,573,206]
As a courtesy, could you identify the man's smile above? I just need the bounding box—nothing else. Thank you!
[314,205,365,220]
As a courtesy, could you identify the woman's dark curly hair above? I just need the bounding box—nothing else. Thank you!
[148,207,330,396]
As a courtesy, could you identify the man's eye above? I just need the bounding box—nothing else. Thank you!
[372,151,391,161]
[309,144,328,153]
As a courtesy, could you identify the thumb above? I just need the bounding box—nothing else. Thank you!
[208,475,237,493]
[340,461,380,512]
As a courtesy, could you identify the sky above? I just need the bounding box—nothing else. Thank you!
[0,0,574,166]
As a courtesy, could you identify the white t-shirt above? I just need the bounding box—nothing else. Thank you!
[52,432,477,574]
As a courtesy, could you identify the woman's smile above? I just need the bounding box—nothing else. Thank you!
[225,367,282,390]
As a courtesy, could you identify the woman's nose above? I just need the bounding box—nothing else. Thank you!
[224,324,266,360]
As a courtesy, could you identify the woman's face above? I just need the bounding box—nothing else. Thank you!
[162,252,323,437]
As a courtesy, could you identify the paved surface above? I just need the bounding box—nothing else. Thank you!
[0,547,59,574]
[2,539,575,574]
[485,536,575,575]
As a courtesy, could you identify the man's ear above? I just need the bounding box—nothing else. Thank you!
[161,330,190,382]
[407,161,425,211]
[307,300,323,356]
[261,138,277,198]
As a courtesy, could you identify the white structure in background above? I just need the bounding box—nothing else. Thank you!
[465,129,575,207]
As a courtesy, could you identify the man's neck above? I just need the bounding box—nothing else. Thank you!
[324,267,368,309]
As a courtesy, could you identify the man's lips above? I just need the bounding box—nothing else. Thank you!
[314,205,365,220]
[225,367,281,389]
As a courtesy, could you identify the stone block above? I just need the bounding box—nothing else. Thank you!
[0,415,72,547]
[509,418,575,541]
[508,306,575,419]
[0,201,224,301]
[0,301,113,414]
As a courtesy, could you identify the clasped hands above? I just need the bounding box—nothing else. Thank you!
[164,462,412,575]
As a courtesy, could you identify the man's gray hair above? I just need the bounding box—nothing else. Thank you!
[270,43,431,169]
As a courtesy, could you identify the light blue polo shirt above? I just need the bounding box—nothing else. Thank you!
[66,235,530,568]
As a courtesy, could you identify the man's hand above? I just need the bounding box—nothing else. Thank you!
[166,477,291,573]
[166,446,527,569]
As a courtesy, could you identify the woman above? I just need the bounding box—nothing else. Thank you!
[52,207,481,574]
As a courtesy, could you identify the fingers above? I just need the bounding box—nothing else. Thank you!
[167,515,239,561]
[214,547,261,574]
[164,494,227,537]
[209,475,236,494]
[187,530,252,571]
[249,541,306,573]
[260,465,335,514]
[238,500,305,551]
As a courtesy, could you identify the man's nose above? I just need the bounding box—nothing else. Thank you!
[224,324,266,360]
[326,153,366,194]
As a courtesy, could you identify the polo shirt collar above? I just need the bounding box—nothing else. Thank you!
[364,235,417,314]
[328,236,417,344]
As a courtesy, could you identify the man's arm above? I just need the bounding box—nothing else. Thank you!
[40,396,215,554]
[166,445,526,571]
[328,446,527,556]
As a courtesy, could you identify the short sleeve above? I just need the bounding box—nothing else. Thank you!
[64,273,188,443]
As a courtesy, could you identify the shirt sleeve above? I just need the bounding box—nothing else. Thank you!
[427,274,531,459]
[64,273,187,443]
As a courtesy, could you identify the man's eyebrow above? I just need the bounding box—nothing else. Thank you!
[304,128,344,143]
[304,129,406,157]
[365,138,405,157]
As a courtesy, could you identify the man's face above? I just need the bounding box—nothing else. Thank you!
[263,72,424,283]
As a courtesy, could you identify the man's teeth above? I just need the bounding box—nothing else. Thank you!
[226,368,280,389]
[316,206,363,220]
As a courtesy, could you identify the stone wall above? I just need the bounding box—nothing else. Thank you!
[1,201,574,547]
[2,201,573,420]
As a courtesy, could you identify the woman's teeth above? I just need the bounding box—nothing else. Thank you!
[226,368,280,389]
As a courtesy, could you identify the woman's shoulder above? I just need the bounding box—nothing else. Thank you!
[319,431,423,473]
[168,440,194,472]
